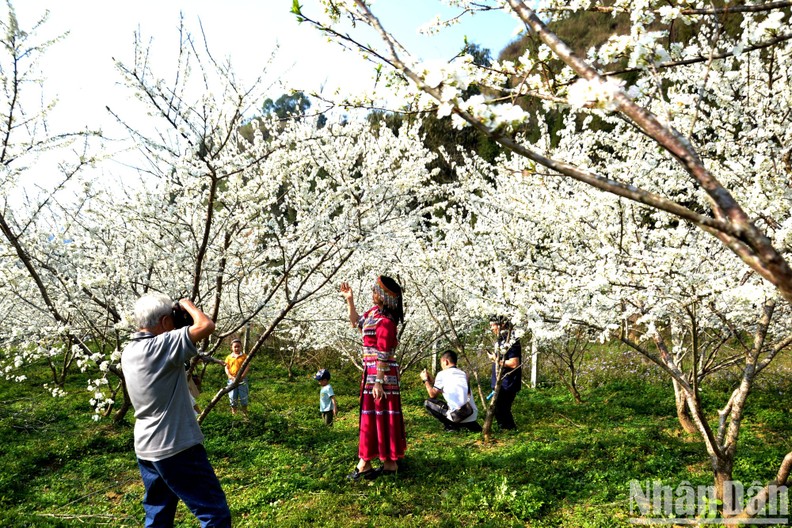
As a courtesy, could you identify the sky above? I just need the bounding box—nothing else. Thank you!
[10,1,522,134]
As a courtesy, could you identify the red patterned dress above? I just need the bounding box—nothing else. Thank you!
[357,306,406,461]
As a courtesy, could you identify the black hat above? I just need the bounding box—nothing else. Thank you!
[314,369,330,381]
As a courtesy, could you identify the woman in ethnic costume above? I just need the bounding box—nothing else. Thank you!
[340,276,406,480]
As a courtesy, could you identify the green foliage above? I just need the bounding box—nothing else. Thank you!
[239,90,325,144]
[262,91,312,120]
[461,41,492,70]
[367,110,502,185]
[1,353,790,526]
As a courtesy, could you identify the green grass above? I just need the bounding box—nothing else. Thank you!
[1,354,791,527]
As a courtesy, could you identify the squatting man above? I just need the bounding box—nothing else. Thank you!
[420,350,482,432]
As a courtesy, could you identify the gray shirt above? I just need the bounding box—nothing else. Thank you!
[121,327,204,461]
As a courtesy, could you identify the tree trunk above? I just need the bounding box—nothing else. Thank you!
[569,382,583,404]
[112,378,132,424]
[557,370,583,404]
[673,378,698,434]
[470,370,488,416]
[713,457,738,517]
[482,383,500,441]
[200,383,234,424]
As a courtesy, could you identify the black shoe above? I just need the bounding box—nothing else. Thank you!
[347,467,377,481]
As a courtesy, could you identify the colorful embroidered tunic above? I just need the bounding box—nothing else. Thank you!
[357,306,406,461]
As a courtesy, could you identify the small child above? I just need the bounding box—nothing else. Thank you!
[314,369,337,426]
[224,338,250,418]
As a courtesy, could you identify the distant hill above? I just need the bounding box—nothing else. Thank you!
[497,3,745,66]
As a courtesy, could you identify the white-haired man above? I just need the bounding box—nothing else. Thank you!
[121,293,231,527]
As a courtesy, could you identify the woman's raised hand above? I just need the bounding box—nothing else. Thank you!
[339,282,354,302]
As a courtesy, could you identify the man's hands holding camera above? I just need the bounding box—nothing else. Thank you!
[175,298,216,344]
[172,300,195,329]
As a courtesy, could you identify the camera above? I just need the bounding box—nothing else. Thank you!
[172,302,194,329]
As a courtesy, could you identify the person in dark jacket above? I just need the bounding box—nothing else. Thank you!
[488,315,522,430]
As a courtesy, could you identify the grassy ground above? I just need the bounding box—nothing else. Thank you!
[1,351,791,527]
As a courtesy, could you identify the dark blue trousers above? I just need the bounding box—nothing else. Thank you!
[137,443,231,528]
[494,389,518,430]
[424,398,482,432]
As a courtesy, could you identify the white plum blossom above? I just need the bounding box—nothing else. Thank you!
[630,31,670,66]
[437,101,455,118]
[566,77,625,110]
[658,5,681,24]
[419,60,450,89]
[751,11,787,41]
[490,104,529,130]
[44,384,66,398]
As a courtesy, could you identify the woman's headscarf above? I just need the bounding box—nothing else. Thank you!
[374,275,404,325]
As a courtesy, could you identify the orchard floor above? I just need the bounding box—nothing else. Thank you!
[1,354,791,527]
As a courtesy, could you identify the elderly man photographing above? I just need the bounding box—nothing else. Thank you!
[121,293,231,528]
